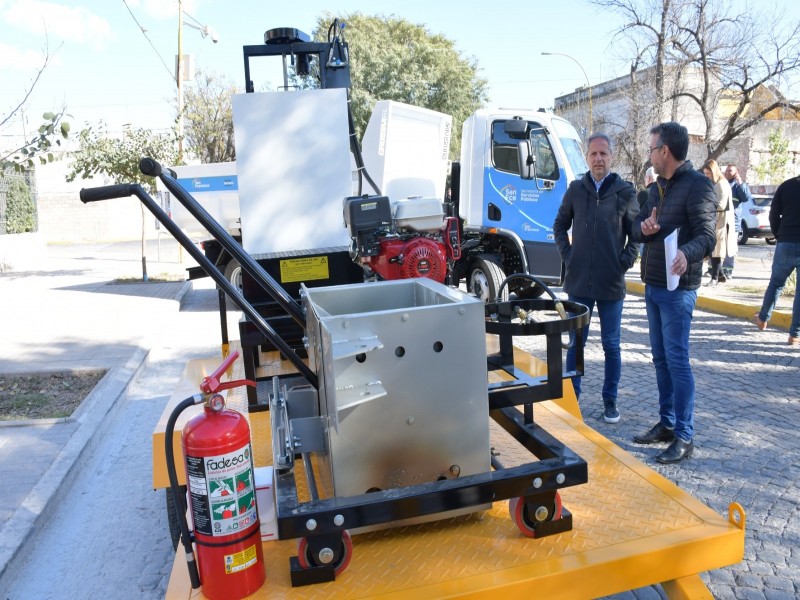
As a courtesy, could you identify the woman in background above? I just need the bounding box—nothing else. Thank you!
[702,159,736,286]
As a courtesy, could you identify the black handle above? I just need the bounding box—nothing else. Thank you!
[139,157,162,177]
[79,184,135,203]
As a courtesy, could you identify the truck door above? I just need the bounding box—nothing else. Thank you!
[485,119,568,284]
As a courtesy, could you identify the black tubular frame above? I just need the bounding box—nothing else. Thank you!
[81,169,592,588]
[79,174,317,388]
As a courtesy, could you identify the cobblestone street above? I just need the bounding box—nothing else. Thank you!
[516,290,799,599]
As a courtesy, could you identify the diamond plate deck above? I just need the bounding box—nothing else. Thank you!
[162,349,744,599]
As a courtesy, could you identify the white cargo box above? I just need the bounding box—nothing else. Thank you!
[392,197,445,233]
[361,101,452,202]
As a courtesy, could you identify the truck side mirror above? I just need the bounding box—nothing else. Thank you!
[504,119,528,139]
[517,140,535,181]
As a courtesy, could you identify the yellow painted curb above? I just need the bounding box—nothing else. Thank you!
[625,281,792,331]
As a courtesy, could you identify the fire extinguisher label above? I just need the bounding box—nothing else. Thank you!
[224,543,259,574]
[186,444,258,537]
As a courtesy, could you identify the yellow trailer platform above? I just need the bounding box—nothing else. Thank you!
[155,348,745,599]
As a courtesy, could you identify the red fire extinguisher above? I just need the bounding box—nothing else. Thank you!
[165,352,265,600]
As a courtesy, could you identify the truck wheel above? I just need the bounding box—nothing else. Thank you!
[468,256,508,303]
[738,223,749,245]
[166,486,187,551]
[223,260,243,296]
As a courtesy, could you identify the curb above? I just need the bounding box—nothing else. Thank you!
[0,347,150,595]
[625,281,792,331]
[175,280,192,309]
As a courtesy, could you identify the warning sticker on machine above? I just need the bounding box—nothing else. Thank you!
[186,445,258,537]
[280,256,330,283]
[224,543,259,574]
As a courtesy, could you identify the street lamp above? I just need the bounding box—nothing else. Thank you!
[177,0,218,161]
[542,52,593,136]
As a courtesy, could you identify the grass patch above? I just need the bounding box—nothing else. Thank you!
[0,371,107,421]
[112,272,186,284]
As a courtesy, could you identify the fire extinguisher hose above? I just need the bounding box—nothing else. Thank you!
[165,394,204,589]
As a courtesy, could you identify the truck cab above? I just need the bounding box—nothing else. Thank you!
[455,109,587,300]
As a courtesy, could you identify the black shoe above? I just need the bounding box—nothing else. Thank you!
[655,438,694,464]
[633,423,675,445]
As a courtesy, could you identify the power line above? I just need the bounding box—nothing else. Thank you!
[120,0,174,83]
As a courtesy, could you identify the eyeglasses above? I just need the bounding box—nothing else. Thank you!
[648,144,664,154]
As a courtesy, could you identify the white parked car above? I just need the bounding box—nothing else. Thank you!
[738,194,776,245]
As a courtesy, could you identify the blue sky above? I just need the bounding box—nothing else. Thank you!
[2,0,799,147]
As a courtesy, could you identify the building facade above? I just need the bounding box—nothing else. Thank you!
[553,64,800,188]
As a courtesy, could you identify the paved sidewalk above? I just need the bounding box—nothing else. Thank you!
[0,240,796,598]
[0,240,194,589]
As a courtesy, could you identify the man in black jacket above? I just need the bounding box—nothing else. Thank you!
[752,174,800,345]
[630,122,716,464]
[554,132,639,424]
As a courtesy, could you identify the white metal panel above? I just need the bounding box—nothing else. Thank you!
[232,89,352,255]
[458,110,488,227]
[303,279,490,498]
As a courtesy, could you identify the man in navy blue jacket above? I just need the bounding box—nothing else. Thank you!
[554,132,639,425]
[630,122,716,464]
[722,164,752,279]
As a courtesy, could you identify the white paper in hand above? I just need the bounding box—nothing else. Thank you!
[664,228,680,291]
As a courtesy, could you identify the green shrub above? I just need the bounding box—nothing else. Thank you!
[5,177,36,234]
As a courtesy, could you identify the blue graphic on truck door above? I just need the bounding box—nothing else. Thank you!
[482,121,568,244]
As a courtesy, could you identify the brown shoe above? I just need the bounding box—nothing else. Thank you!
[789,336,799,346]
[752,313,767,331]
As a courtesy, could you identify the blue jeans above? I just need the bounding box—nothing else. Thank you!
[566,296,623,401]
[757,242,800,337]
[645,285,697,442]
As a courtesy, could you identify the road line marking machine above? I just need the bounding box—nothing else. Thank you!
[80,20,744,599]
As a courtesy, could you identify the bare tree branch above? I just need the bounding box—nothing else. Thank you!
[588,0,800,173]
[0,37,61,130]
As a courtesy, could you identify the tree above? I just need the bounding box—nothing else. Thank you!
[311,13,489,159]
[1,110,70,172]
[0,41,70,174]
[66,124,179,195]
[593,0,800,175]
[4,177,36,234]
[182,70,238,163]
[66,124,180,280]
[593,66,664,185]
[752,127,790,184]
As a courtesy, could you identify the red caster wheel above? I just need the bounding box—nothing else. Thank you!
[509,492,563,538]
[297,530,353,576]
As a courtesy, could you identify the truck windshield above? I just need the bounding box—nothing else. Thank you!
[551,118,588,179]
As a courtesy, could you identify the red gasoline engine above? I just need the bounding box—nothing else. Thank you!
[344,195,460,283]
[165,352,265,600]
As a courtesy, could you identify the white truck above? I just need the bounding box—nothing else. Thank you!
[165,26,589,303]
[347,103,589,301]
[168,104,587,302]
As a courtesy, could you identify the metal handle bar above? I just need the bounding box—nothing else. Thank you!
[78,181,318,388]
[139,157,306,327]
